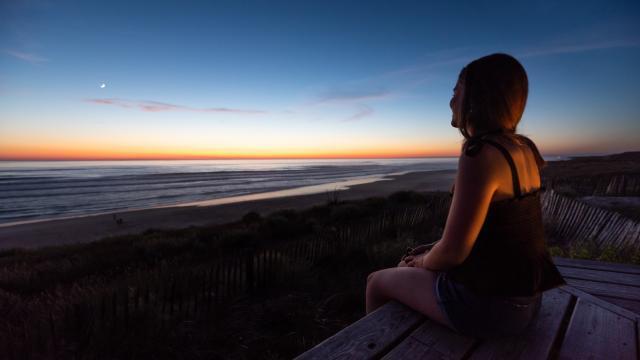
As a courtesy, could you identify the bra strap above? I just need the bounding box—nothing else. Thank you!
[518,135,544,172]
[482,139,522,198]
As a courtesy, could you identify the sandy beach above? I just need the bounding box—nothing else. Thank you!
[0,169,456,250]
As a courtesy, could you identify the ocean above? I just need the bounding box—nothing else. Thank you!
[0,158,461,225]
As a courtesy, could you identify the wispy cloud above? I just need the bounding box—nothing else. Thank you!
[343,38,640,88]
[516,39,640,58]
[85,98,266,114]
[302,88,389,123]
[343,104,374,122]
[3,49,48,64]
[313,89,392,104]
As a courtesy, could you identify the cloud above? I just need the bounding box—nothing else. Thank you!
[303,88,388,123]
[345,38,640,88]
[85,98,266,114]
[3,49,48,64]
[516,39,640,58]
[343,104,374,122]
[314,89,392,104]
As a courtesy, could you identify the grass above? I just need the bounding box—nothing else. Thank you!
[547,238,640,265]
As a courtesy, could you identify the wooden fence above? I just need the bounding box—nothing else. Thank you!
[541,188,640,251]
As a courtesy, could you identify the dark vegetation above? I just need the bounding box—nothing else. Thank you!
[541,151,640,198]
[1,186,638,359]
[0,191,450,360]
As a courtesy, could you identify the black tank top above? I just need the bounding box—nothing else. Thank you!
[446,132,567,297]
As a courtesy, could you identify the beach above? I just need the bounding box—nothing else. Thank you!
[4,150,638,251]
[0,169,456,250]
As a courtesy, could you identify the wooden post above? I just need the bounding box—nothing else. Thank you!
[178,276,184,315]
[170,278,176,316]
[246,249,255,294]
[161,282,167,316]
[112,291,118,331]
[214,263,221,305]
[134,286,140,311]
[100,295,106,329]
[231,256,237,296]
[206,266,214,309]
[254,250,261,291]
[124,289,129,329]
[261,250,267,289]
[49,311,57,358]
[225,258,232,299]
[263,249,269,287]
[194,272,200,316]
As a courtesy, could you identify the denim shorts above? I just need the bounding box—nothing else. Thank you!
[435,271,542,339]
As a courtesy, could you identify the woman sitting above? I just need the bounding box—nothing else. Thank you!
[365,53,566,339]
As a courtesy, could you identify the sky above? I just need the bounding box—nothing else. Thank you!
[1,0,639,160]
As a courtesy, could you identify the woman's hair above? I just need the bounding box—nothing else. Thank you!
[457,53,545,168]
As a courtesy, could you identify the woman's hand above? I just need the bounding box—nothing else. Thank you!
[406,252,428,268]
[408,244,432,256]
[398,251,429,268]
[398,241,439,267]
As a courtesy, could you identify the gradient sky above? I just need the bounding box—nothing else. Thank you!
[1,0,639,160]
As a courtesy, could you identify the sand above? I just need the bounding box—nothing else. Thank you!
[0,169,457,250]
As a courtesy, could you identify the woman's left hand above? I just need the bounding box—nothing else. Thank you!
[405,252,427,268]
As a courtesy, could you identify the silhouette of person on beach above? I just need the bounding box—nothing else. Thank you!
[365,53,566,339]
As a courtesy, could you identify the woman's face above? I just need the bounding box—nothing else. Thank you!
[450,77,465,128]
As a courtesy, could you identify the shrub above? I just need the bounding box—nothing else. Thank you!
[242,211,262,224]
[329,203,368,224]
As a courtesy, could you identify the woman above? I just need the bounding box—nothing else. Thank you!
[365,53,567,339]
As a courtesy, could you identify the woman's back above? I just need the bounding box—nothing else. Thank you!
[447,132,566,297]
[483,133,543,202]
[451,132,545,202]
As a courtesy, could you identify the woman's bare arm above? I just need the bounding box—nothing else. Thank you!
[419,145,500,271]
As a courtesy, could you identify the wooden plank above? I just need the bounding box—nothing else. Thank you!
[552,257,640,275]
[557,297,637,360]
[557,266,640,287]
[381,319,476,360]
[467,288,573,360]
[557,286,639,321]
[294,301,425,360]
[597,295,640,316]
[564,278,640,302]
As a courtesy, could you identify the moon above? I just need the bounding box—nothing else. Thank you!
[100,83,106,89]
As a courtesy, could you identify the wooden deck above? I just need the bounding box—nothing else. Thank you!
[295,257,640,359]
[553,256,640,315]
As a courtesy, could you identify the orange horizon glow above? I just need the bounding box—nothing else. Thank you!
[0,137,464,160]
[1,142,635,161]
[0,150,461,161]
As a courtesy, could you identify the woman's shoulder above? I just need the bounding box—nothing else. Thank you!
[458,140,504,181]
[461,134,510,161]
[484,133,546,169]
[463,134,546,173]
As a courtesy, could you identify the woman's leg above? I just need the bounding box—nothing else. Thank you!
[366,267,456,330]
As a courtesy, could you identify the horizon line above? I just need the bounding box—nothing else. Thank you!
[0,151,632,162]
